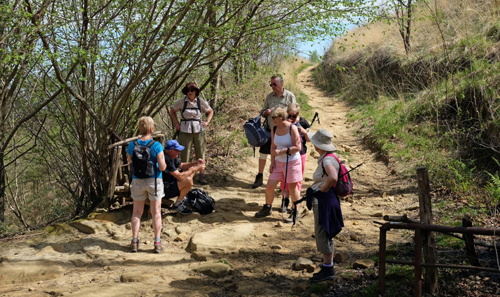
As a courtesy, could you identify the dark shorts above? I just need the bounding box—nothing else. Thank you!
[259,137,272,155]
[163,181,180,199]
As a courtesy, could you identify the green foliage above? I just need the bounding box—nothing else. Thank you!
[309,50,321,63]
[486,158,500,205]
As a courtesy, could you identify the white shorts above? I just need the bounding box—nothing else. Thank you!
[131,178,164,201]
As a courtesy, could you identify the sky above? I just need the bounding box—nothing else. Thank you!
[296,39,333,59]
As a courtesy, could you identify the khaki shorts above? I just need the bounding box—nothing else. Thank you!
[313,204,334,254]
[131,178,164,201]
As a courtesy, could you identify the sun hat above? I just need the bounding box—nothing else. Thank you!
[308,129,337,151]
[165,139,185,151]
[181,82,200,96]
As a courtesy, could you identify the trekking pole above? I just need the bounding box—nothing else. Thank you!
[339,163,364,179]
[281,148,290,222]
[309,112,320,129]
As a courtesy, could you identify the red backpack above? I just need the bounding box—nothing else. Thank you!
[321,153,353,197]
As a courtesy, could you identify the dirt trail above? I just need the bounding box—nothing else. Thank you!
[0,66,417,297]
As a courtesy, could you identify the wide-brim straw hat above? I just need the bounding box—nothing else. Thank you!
[308,128,337,151]
[181,82,200,96]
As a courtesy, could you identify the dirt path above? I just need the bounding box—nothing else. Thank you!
[0,66,417,297]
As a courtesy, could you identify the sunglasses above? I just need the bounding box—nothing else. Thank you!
[288,114,298,119]
[187,89,196,93]
[269,83,278,87]
[271,116,279,119]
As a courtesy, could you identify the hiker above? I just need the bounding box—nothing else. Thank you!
[252,74,296,188]
[279,103,310,212]
[162,139,206,215]
[254,107,302,222]
[127,116,167,253]
[170,82,213,185]
[306,128,344,282]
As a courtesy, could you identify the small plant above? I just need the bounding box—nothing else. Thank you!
[486,158,500,206]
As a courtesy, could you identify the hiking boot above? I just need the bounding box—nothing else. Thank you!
[177,203,193,215]
[130,241,139,253]
[154,241,165,253]
[284,208,300,224]
[199,175,208,185]
[278,197,290,213]
[310,265,336,282]
[254,204,272,218]
[252,174,263,188]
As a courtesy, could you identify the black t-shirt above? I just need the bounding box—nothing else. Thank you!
[162,154,182,184]
[296,117,310,155]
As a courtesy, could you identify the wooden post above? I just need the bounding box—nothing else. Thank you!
[463,216,480,266]
[417,167,438,295]
[107,146,122,209]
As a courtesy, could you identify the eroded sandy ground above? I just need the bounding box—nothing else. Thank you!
[0,66,419,297]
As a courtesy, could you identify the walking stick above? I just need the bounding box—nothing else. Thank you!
[281,148,290,222]
[309,112,320,129]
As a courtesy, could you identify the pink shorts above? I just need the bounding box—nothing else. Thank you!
[269,158,302,184]
[281,154,307,192]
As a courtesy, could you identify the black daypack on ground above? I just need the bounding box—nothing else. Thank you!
[186,189,215,215]
[131,140,156,178]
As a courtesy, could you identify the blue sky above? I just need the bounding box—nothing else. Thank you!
[296,39,333,59]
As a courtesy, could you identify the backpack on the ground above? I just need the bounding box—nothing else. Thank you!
[131,140,156,178]
[243,113,271,154]
[322,153,353,197]
[186,188,215,215]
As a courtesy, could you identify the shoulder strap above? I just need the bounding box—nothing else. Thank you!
[146,140,155,148]
[273,125,277,135]
[196,97,201,112]
[133,140,139,146]
[321,153,337,177]
[181,98,189,119]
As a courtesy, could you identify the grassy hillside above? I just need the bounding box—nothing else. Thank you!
[316,0,500,215]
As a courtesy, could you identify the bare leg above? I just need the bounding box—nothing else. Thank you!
[258,158,267,174]
[265,179,280,205]
[176,172,195,202]
[149,200,162,238]
[323,252,334,264]
[131,199,145,239]
[288,182,299,210]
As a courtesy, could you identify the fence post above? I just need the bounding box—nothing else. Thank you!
[463,216,480,266]
[107,145,122,210]
[417,167,438,295]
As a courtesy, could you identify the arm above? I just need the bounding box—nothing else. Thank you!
[202,108,214,128]
[170,107,180,131]
[156,151,166,172]
[170,163,204,182]
[319,164,338,192]
[298,126,310,142]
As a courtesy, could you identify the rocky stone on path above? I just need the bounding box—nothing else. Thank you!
[190,223,253,252]
[44,287,72,297]
[350,233,360,241]
[295,257,315,272]
[405,203,420,211]
[93,211,130,224]
[225,176,234,182]
[35,244,66,255]
[0,260,64,284]
[120,273,154,282]
[357,209,383,217]
[275,221,284,227]
[271,245,283,250]
[334,252,349,263]
[176,225,192,234]
[192,251,212,261]
[353,259,375,269]
[175,233,188,242]
[293,281,310,292]
[70,219,115,234]
[194,262,231,278]
[263,232,271,237]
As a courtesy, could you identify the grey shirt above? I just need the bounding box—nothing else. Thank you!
[261,89,296,129]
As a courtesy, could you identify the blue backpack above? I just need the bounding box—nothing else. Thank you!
[243,114,271,153]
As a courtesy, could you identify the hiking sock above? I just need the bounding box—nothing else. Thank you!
[154,237,161,243]
[174,198,184,207]
[132,238,139,243]
[323,262,333,268]
[257,173,263,177]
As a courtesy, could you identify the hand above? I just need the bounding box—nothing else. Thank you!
[201,121,209,128]
[197,163,206,171]
[197,159,206,165]
[269,162,276,174]
[175,123,180,131]
[274,149,282,156]
[263,109,271,117]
